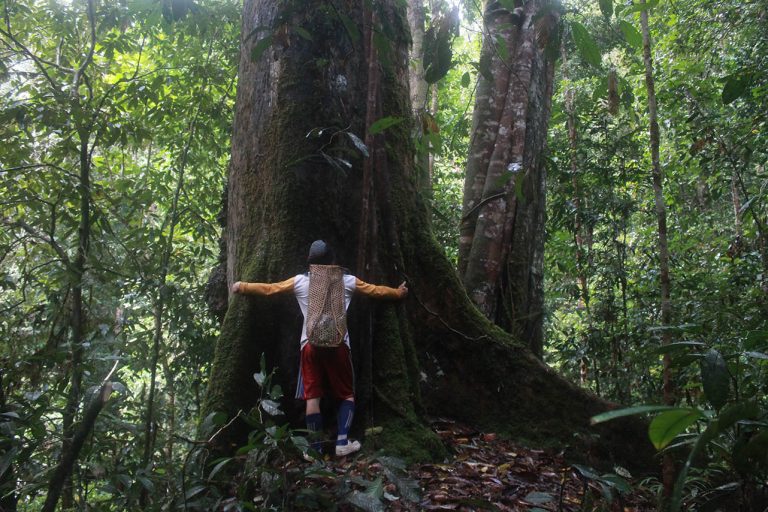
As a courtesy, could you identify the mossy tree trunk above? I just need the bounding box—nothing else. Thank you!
[205,0,654,469]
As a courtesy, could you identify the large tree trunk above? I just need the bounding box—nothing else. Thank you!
[457,0,556,357]
[205,0,654,470]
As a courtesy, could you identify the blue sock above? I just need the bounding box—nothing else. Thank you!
[306,413,323,452]
[336,400,355,446]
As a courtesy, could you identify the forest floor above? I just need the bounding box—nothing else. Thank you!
[295,418,657,511]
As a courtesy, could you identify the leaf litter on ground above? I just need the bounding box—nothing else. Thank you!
[286,418,655,511]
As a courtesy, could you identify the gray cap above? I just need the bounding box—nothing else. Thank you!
[307,240,333,264]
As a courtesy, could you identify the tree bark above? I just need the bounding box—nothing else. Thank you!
[205,0,655,470]
[640,0,676,500]
[458,0,557,357]
[407,0,434,196]
[43,380,114,512]
[407,0,428,112]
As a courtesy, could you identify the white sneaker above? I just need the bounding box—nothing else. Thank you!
[335,440,361,457]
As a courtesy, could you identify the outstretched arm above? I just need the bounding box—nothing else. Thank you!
[355,278,408,300]
[231,277,295,296]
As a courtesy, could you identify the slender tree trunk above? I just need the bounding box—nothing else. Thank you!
[60,2,97,505]
[61,128,91,509]
[458,0,558,357]
[205,0,654,470]
[733,165,768,303]
[140,113,196,507]
[730,172,742,238]
[563,56,594,387]
[44,380,114,512]
[141,41,213,505]
[428,82,438,181]
[640,0,676,500]
[162,359,177,482]
[0,370,18,512]
[407,0,428,112]
[407,0,433,195]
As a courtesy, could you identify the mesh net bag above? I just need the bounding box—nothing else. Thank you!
[306,265,347,347]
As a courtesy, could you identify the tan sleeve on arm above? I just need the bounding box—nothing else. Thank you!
[355,278,403,299]
[240,277,295,296]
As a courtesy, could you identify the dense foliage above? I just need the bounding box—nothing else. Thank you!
[1,0,238,508]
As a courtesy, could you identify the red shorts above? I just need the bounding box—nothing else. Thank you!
[297,343,354,401]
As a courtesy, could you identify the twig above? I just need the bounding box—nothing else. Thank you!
[180,410,245,511]
[8,219,71,267]
[71,0,97,97]
[460,191,506,221]
[400,271,490,343]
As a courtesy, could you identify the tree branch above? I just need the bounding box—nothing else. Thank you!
[8,219,70,266]
[1,3,62,95]
[41,361,118,512]
[71,0,97,97]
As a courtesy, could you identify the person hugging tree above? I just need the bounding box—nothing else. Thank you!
[231,240,408,457]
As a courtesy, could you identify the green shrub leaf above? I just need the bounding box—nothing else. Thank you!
[591,404,677,424]
[570,21,601,68]
[649,408,704,450]
[701,348,730,409]
[369,116,403,135]
[619,20,642,48]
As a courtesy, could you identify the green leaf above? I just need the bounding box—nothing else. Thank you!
[670,420,719,512]
[572,464,600,480]
[461,72,471,88]
[524,491,554,504]
[701,348,730,409]
[623,0,660,14]
[591,404,678,424]
[601,474,632,494]
[346,477,385,512]
[338,12,360,43]
[514,172,525,203]
[0,447,19,479]
[346,131,369,157]
[368,116,403,135]
[200,411,227,434]
[250,35,273,62]
[650,341,706,355]
[741,430,768,468]
[454,498,500,510]
[373,32,392,66]
[599,0,613,19]
[570,21,601,68]
[619,20,642,48]
[722,73,752,104]
[475,53,493,82]
[295,26,313,41]
[136,475,154,491]
[260,399,282,416]
[649,408,704,450]
[185,485,207,500]
[495,34,510,63]
[424,29,454,83]
[208,458,232,480]
[716,400,759,429]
